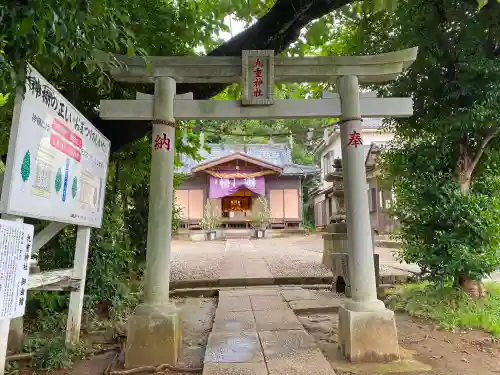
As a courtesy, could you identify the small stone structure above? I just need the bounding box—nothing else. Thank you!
[322,158,379,296]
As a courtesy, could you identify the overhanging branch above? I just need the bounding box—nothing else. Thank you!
[469,126,500,173]
[92,0,353,152]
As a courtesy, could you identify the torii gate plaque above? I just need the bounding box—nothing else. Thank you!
[97,47,418,368]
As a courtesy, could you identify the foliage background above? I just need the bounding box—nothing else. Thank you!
[324,0,500,284]
[0,0,327,330]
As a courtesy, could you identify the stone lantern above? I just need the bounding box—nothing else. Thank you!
[322,157,379,296]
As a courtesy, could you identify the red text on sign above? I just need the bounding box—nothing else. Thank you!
[347,130,363,148]
[52,118,83,149]
[154,133,171,151]
[252,58,265,98]
[50,133,81,162]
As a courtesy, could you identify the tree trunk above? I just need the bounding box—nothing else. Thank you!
[455,148,487,298]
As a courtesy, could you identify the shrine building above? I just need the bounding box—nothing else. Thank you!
[175,143,319,230]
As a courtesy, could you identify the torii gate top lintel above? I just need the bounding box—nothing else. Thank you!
[94,47,418,84]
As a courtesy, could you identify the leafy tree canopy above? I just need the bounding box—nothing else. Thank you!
[317,0,500,289]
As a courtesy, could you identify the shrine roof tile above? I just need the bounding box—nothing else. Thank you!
[177,143,318,176]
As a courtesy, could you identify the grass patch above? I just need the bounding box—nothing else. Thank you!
[387,281,500,336]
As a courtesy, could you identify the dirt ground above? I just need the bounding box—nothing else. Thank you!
[17,297,216,375]
[299,312,500,375]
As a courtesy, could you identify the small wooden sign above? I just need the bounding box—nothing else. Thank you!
[241,50,275,106]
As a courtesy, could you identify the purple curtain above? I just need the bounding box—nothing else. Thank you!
[209,172,265,198]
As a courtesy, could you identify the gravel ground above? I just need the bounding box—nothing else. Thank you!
[171,240,225,282]
[251,237,332,277]
[170,234,414,282]
[170,234,500,283]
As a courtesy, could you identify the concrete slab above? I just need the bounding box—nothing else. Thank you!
[204,331,264,364]
[218,288,248,298]
[219,263,245,277]
[224,288,281,297]
[250,295,288,311]
[266,348,337,375]
[280,288,322,301]
[203,362,269,375]
[243,260,270,267]
[259,330,316,360]
[288,297,349,314]
[219,270,246,277]
[254,309,303,331]
[212,310,256,332]
[218,296,252,312]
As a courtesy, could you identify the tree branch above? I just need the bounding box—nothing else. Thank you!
[91,0,353,152]
[480,0,500,59]
[469,126,500,174]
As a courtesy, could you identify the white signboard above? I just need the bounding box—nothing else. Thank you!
[0,65,110,228]
[0,219,33,319]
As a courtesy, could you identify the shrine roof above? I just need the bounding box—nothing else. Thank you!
[177,143,319,176]
[191,152,283,173]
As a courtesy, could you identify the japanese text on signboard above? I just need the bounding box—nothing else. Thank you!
[253,59,264,98]
[25,69,108,154]
[0,220,33,319]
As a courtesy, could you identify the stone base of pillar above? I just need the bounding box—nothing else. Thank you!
[338,305,399,363]
[125,302,181,368]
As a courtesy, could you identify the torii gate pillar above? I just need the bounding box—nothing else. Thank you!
[337,75,399,362]
[125,77,182,368]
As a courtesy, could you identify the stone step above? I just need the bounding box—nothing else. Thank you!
[224,235,252,239]
[170,284,333,298]
[224,229,254,239]
[170,276,334,289]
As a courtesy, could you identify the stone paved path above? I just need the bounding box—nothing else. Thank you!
[203,286,337,375]
[219,240,274,285]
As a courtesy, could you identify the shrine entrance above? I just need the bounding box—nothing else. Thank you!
[221,189,252,224]
[97,47,418,369]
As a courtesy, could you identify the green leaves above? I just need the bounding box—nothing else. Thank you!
[478,0,488,8]
[17,16,34,37]
[0,93,9,107]
[305,18,331,47]
[323,0,500,283]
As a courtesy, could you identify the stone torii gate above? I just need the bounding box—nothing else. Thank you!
[97,47,418,367]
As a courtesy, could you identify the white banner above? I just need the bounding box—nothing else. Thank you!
[0,219,33,319]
